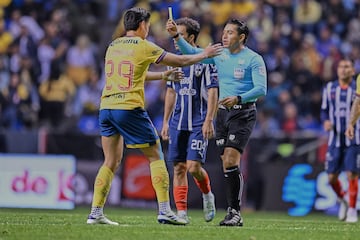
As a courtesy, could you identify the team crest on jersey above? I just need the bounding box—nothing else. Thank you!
[194,64,203,77]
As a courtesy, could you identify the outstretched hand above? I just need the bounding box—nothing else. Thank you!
[203,43,223,58]
[163,68,184,82]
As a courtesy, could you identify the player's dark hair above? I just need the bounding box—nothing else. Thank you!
[175,17,200,42]
[124,7,151,31]
[225,19,249,44]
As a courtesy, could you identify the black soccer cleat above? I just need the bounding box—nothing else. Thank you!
[219,207,243,227]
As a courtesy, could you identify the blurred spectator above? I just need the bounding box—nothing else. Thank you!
[231,0,257,21]
[281,102,302,135]
[0,53,10,91]
[38,60,75,130]
[66,34,96,86]
[209,0,233,27]
[0,19,13,54]
[0,72,33,129]
[75,68,102,134]
[294,0,322,33]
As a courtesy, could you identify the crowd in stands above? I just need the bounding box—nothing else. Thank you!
[1,0,360,137]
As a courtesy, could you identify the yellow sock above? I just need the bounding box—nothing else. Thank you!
[150,160,170,203]
[91,165,114,207]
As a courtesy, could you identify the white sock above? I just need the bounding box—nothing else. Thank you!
[90,206,103,217]
[159,202,171,214]
[177,210,187,216]
[203,191,212,200]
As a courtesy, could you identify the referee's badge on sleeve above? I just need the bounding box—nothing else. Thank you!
[259,66,266,76]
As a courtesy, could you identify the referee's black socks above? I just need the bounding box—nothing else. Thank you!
[224,166,243,211]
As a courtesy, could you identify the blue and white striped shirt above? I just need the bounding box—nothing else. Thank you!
[321,80,360,146]
[167,63,218,131]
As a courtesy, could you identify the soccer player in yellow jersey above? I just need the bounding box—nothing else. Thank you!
[346,73,360,141]
[86,7,222,225]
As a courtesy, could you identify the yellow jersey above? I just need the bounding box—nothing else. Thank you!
[356,74,360,96]
[100,36,166,110]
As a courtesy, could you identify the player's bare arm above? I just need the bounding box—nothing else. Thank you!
[203,88,218,140]
[345,96,360,139]
[146,68,184,81]
[161,88,176,141]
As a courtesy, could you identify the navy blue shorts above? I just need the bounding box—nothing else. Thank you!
[325,144,360,174]
[167,127,207,163]
[99,108,159,148]
[215,107,256,155]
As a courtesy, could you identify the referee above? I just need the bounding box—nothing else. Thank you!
[167,18,267,226]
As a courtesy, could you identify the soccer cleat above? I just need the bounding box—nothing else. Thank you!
[219,207,243,227]
[177,211,190,224]
[345,208,358,223]
[87,215,119,225]
[338,198,348,221]
[203,192,216,222]
[157,210,188,225]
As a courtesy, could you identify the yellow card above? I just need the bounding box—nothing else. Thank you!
[168,7,173,20]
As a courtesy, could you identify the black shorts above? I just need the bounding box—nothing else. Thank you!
[215,104,256,155]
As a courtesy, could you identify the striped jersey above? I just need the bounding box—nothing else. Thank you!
[167,62,218,130]
[321,80,360,146]
[101,36,166,110]
[176,37,267,103]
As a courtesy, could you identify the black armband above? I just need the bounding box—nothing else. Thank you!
[172,33,179,39]
[237,96,242,104]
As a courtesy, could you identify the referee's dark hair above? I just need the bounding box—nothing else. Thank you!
[175,17,201,42]
[225,19,249,44]
[124,7,151,31]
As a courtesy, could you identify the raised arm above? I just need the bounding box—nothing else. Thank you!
[166,19,215,65]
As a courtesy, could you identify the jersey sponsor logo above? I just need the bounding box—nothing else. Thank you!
[180,77,191,84]
[179,87,197,96]
[234,67,244,79]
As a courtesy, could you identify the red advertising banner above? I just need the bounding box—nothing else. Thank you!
[122,153,156,200]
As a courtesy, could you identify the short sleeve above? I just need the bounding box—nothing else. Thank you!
[144,40,166,64]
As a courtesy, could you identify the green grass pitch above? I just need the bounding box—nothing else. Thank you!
[0,207,359,240]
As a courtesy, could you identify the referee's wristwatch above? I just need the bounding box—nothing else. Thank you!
[237,96,242,104]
